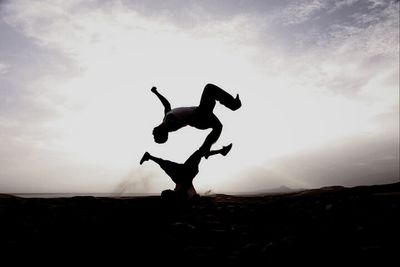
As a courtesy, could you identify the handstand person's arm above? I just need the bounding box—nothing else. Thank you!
[151,87,171,115]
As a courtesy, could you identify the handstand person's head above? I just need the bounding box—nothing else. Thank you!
[153,124,168,144]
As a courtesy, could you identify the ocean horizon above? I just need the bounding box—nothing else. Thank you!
[12,193,159,198]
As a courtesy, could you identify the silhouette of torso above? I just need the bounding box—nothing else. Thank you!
[170,162,199,186]
[164,107,212,131]
[173,164,198,198]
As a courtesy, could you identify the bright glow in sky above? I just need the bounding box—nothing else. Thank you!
[0,0,399,194]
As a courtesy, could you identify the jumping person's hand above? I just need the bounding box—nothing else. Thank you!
[151,86,157,93]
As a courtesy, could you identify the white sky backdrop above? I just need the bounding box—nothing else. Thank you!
[0,0,398,194]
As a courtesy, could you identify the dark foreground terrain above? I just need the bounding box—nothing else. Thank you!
[1,183,399,264]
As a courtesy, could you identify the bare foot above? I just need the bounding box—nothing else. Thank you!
[140,152,150,165]
[232,94,242,110]
[221,143,233,156]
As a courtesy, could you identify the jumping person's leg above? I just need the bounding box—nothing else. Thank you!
[198,83,241,113]
[198,114,223,157]
[207,143,233,158]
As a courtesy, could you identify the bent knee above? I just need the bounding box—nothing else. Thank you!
[213,121,223,133]
[204,83,216,92]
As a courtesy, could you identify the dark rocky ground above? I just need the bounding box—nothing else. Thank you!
[1,182,399,264]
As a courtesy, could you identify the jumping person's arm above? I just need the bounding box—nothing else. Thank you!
[151,87,171,115]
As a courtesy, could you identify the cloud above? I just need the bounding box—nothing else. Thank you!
[329,1,399,58]
[269,0,399,102]
[230,129,399,192]
[0,0,398,193]
[333,0,360,11]
[273,0,398,56]
[280,0,327,25]
[0,0,269,192]
[0,62,9,74]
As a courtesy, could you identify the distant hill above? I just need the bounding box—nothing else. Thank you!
[231,185,305,196]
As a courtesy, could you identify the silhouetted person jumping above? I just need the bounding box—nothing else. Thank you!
[151,83,241,157]
[140,143,233,200]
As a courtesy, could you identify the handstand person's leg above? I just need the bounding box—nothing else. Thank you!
[140,152,181,182]
[140,152,151,165]
[198,83,241,113]
[184,149,203,167]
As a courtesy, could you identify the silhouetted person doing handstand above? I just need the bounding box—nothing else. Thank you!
[140,143,232,199]
[151,84,241,157]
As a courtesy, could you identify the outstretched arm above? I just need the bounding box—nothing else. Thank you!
[151,87,171,115]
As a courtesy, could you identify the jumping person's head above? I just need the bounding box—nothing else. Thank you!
[153,124,168,143]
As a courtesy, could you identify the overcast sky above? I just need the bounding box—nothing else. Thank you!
[0,0,399,194]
